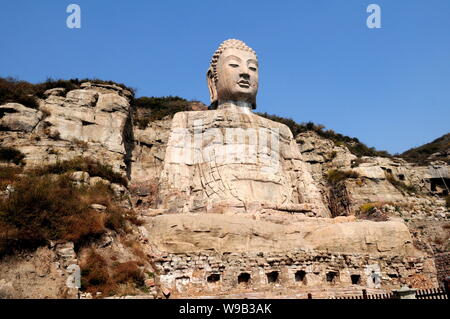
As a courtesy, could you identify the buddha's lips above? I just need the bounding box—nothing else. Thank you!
[238,80,250,87]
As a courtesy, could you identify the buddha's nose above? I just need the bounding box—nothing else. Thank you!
[240,65,250,77]
[240,69,250,79]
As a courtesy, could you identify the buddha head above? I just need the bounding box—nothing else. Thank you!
[207,39,258,109]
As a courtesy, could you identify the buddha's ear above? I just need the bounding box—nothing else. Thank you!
[206,68,217,105]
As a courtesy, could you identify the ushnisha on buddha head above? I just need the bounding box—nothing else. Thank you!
[207,39,258,110]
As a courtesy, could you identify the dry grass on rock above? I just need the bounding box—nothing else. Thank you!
[0,161,134,257]
[80,248,146,297]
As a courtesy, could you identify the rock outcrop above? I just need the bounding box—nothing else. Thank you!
[1,82,133,176]
[42,82,132,155]
[144,213,417,257]
[0,79,448,298]
[0,103,43,133]
[296,131,449,214]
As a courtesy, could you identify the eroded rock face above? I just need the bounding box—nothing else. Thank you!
[0,246,78,299]
[157,106,329,216]
[295,131,450,214]
[131,118,172,184]
[0,82,132,175]
[43,83,131,154]
[144,213,418,257]
[345,179,404,207]
[0,78,446,298]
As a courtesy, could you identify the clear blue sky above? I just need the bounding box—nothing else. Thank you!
[1,0,449,154]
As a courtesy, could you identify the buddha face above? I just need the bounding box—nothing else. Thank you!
[215,48,259,106]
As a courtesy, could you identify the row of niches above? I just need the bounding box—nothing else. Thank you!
[155,252,433,293]
[204,270,372,287]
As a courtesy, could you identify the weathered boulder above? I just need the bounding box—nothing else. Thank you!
[43,87,66,97]
[352,165,386,179]
[65,89,98,107]
[0,103,42,133]
[96,93,129,113]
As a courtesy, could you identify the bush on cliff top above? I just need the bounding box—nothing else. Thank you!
[132,96,190,128]
[399,133,450,165]
[0,77,135,109]
[257,112,392,158]
[0,78,40,109]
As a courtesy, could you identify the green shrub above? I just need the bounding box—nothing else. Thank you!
[33,156,128,186]
[0,147,25,165]
[360,203,374,214]
[358,202,389,221]
[359,202,381,214]
[326,169,360,185]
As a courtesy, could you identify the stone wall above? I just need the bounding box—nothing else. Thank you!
[434,252,450,284]
[152,250,438,297]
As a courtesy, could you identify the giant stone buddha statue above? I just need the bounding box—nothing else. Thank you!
[157,39,329,216]
[145,41,424,290]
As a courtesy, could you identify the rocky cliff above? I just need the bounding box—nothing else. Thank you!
[0,79,448,298]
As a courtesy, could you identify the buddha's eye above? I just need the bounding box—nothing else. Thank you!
[229,63,239,68]
[249,66,257,71]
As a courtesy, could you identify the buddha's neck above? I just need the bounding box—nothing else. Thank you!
[217,100,252,112]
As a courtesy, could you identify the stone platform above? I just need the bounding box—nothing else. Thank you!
[140,212,438,297]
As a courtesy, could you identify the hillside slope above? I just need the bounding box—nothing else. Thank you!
[400,133,450,165]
